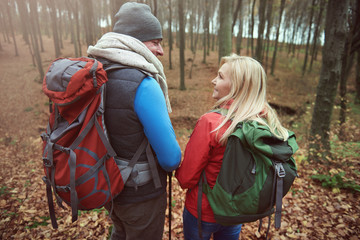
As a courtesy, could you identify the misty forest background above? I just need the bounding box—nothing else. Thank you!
[0,0,359,239]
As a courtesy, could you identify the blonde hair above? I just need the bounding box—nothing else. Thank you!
[213,54,289,144]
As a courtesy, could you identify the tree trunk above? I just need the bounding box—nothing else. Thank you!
[18,1,35,65]
[153,0,157,17]
[231,0,242,33]
[29,0,44,81]
[189,1,201,78]
[339,49,354,133]
[39,1,50,38]
[83,0,95,46]
[270,0,285,75]
[339,0,360,133]
[207,1,212,56]
[168,0,173,70]
[202,1,209,63]
[0,11,5,43]
[63,1,70,40]
[279,19,288,52]
[0,6,11,43]
[246,4,251,55]
[5,0,19,56]
[250,0,256,57]
[189,0,195,53]
[16,0,30,44]
[255,0,266,63]
[33,0,44,52]
[103,2,111,32]
[292,1,307,58]
[19,1,36,67]
[350,1,360,55]
[264,0,273,72]
[218,0,233,62]
[74,1,82,57]
[309,0,325,72]
[235,0,243,55]
[211,0,218,52]
[351,0,360,103]
[57,8,64,49]
[356,50,360,104]
[309,0,349,162]
[178,0,186,90]
[302,0,316,76]
[65,0,79,57]
[47,0,61,58]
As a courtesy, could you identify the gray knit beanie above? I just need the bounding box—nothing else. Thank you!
[113,2,162,42]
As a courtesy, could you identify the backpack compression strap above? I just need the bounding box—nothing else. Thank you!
[197,171,207,238]
[274,162,285,229]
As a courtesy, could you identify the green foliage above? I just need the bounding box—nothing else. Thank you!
[25,216,50,229]
[310,171,360,192]
[330,136,360,159]
[348,93,360,112]
[1,210,17,218]
[0,186,10,197]
[107,225,113,240]
[291,188,304,197]
[350,102,360,115]
[24,107,33,112]
[295,154,306,164]
[24,180,31,188]
[10,139,17,145]
[89,208,104,214]
[78,207,106,216]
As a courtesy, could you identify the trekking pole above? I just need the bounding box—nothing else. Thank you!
[168,171,172,240]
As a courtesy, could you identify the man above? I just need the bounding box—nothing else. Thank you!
[87,2,181,240]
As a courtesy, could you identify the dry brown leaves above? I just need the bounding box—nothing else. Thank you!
[1,35,359,239]
[1,138,359,239]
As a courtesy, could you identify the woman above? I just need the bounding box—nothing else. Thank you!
[175,54,290,240]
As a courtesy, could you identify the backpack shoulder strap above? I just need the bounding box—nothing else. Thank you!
[210,108,228,116]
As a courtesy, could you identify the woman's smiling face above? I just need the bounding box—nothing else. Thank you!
[211,62,232,100]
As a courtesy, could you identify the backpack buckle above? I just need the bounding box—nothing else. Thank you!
[60,147,70,155]
[97,104,104,116]
[56,185,71,193]
[275,162,286,178]
[43,157,53,168]
[41,132,49,141]
[42,176,50,185]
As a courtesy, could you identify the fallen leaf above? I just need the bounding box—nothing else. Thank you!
[326,206,335,212]
[286,233,298,239]
[0,199,7,207]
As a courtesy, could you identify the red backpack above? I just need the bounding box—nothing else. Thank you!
[41,57,148,229]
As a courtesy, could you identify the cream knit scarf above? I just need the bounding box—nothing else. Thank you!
[87,32,172,113]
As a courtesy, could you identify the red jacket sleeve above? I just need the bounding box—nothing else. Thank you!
[175,115,212,189]
[176,113,223,189]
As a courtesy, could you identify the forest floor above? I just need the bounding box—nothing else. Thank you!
[0,35,359,240]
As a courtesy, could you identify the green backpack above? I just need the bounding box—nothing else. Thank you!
[198,119,298,236]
